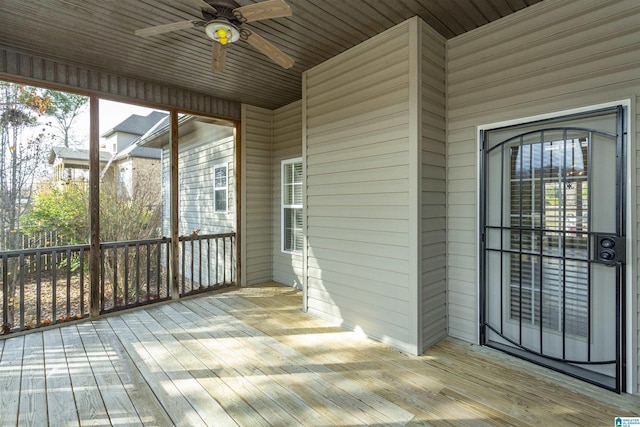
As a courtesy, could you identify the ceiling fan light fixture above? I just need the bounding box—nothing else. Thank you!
[205,21,240,45]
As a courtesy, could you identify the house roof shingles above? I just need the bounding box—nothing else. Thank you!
[49,146,112,164]
[114,144,161,161]
[51,111,166,165]
[101,111,168,138]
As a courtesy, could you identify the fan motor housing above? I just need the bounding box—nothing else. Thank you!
[208,0,241,8]
[202,0,243,24]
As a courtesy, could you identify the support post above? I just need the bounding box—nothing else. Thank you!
[89,95,100,316]
[170,110,180,299]
[234,122,241,286]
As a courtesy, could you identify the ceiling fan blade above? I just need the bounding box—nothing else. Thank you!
[211,41,227,72]
[245,30,294,69]
[235,0,291,23]
[135,20,196,37]
[184,0,217,13]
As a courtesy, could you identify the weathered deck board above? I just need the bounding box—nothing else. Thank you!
[184,296,413,425]
[149,303,306,426]
[127,309,240,427]
[194,293,415,425]
[76,321,144,426]
[104,315,206,427]
[149,304,272,426]
[43,328,81,427]
[91,319,174,427]
[0,335,23,427]
[1,283,639,426]
[18,332,47,426]
[60,325,110,426]
[216,287,498,425]
[215,284,640,426]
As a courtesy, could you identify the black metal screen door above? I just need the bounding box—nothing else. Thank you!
[480,107,625,392]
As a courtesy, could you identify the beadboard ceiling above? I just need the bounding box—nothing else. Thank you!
[0,0,542,110]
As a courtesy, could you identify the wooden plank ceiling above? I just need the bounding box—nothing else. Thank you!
[0,0,542,110]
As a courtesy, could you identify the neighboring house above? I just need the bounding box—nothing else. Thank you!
[101,111,167,154]
[138,115,235,237]
[48,146,112,182]
[139,115,236,285]
[111,140,162,198]
[100,111,166,197]
[49,111,165,196]
[5,0,640,395]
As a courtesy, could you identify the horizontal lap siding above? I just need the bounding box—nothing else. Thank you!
[446,0,640,390]
[421,22,447,351]
[161,123,234,236]
[305,22,413,350]
[273,100,303,287]
[241,105,273,285]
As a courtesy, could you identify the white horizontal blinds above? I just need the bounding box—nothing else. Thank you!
[509,256,589,337]
[504,129,591,338]
[214,164,228,213]
[282,159,303,253]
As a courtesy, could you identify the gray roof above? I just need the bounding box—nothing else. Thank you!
[49,147,112,164]
[115,143,161,161]
[101,111,168,138]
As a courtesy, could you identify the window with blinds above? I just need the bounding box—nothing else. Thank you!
[282,158,303,254]
[213,163,228,213]
[508,136,589,337]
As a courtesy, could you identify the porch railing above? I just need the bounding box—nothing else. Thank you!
[100,237,171,313]
[178,233,236,297]
[0,244,90,332]
[0,232,236,335]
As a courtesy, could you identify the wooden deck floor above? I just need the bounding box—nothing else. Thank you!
[0,283,638,426]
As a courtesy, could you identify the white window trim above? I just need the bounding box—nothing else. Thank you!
[213,163,228,214]
[281,157,303,254]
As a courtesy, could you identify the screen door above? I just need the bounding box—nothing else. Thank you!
[480,106,625,392]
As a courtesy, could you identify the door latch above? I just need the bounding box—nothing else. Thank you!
[593,234,626,265]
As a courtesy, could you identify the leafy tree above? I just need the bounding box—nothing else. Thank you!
[100,166,161,242]
[22,182,89,245]
[24,174,161,245]
[0,83,52,249]
[0,82,54,327]
[20,88,88,148]
[24,166,162,305]
[99,166,162,303]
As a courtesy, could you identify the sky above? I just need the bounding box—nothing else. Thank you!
[70,99,164,150]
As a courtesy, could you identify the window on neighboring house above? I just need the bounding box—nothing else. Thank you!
[214,163,228,213]
[119,166,127,185]
[282,158,303,254]
[118,166,130,197]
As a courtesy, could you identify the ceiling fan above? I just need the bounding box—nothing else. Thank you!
[134,0,294,72]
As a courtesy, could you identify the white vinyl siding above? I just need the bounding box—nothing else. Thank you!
[240,104,273,285]
[446,0,640,391]
[304,20,414,352]
[420,20,447,350]
[281,158,303,254]
[161,122,234,237]
[273,101,304,288]
[213,163,228,213]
